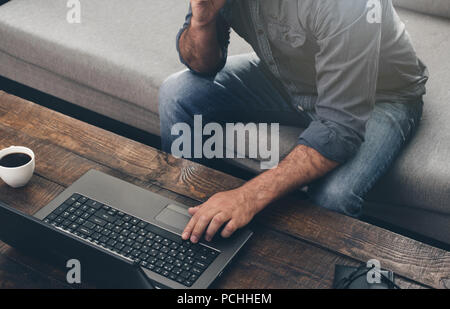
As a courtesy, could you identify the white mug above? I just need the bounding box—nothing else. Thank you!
[0,146,35,188]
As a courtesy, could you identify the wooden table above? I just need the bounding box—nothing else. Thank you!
[0,91,448,289]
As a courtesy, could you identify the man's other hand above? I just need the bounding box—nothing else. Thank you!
[191,0,227,27]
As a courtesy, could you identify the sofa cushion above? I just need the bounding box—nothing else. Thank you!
[394,0,450,19]
[366,9,450,216]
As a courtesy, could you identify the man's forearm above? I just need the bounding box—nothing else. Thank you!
[182,145,339,243]
[240,145,339,213]
[179,20,223,74]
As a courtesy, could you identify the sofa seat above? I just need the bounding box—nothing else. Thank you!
[0,1,449,243]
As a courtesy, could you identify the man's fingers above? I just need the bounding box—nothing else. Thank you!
[190,212,215,243]
[205,213,229,242]
[182,215,198,240]
[188,206,201,215]
[221,219,239,238]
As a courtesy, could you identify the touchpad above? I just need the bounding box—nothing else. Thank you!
[155,204,191,232]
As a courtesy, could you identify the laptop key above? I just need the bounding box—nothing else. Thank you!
[78,196,88,204]
[155,260,165,268]
[82,221,95,229]
[96,211,116,223]
[77,226,93,236]
[107,239,117,247]
[172,267,182,275]
[164,264,174,271]
[101,205,110,211]
[122,246,133,254]
[161,270,170,277]
[138,221,147,229]
[115,243,125,251]
[89,216,106,226]
[55,217,64,223]
[65,194,79,205]
[189,274,198,282]
[194,261,207,269]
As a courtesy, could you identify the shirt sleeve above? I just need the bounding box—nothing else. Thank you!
[176,4,231,76]
[298,0,383,163]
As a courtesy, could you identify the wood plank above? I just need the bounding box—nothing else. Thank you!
[0,91,445,288]
[0,175,63,216]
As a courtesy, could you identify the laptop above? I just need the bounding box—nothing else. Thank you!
[1,169,253,289]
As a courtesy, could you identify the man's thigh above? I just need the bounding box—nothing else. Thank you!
[307,99,424,217]
[159,53,310,153]
[159,53,304,125]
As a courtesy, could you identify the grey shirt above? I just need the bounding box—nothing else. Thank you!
[177,0,428,163]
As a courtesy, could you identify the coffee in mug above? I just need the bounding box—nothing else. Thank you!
[0,146,35,188]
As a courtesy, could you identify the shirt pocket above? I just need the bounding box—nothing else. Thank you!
[266,18,306,49]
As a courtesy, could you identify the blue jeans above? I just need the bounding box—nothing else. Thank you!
[159,54,423,218]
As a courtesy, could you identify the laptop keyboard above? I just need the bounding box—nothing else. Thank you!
[42,193,219,287]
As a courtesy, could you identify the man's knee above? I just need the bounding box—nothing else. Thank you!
[158,70,210,122]
[308,180,364,218]
[159,71,187,119]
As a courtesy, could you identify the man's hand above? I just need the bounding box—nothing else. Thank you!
[191,0,227,27]
[181,145,339,243]
[179,0,227,73]
[182,188,257,243]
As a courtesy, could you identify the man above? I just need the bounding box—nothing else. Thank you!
[159,0,428,244]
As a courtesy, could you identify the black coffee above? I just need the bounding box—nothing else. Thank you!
[0,153,32,168]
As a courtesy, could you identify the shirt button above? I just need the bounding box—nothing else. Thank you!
[297,105,304,112]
